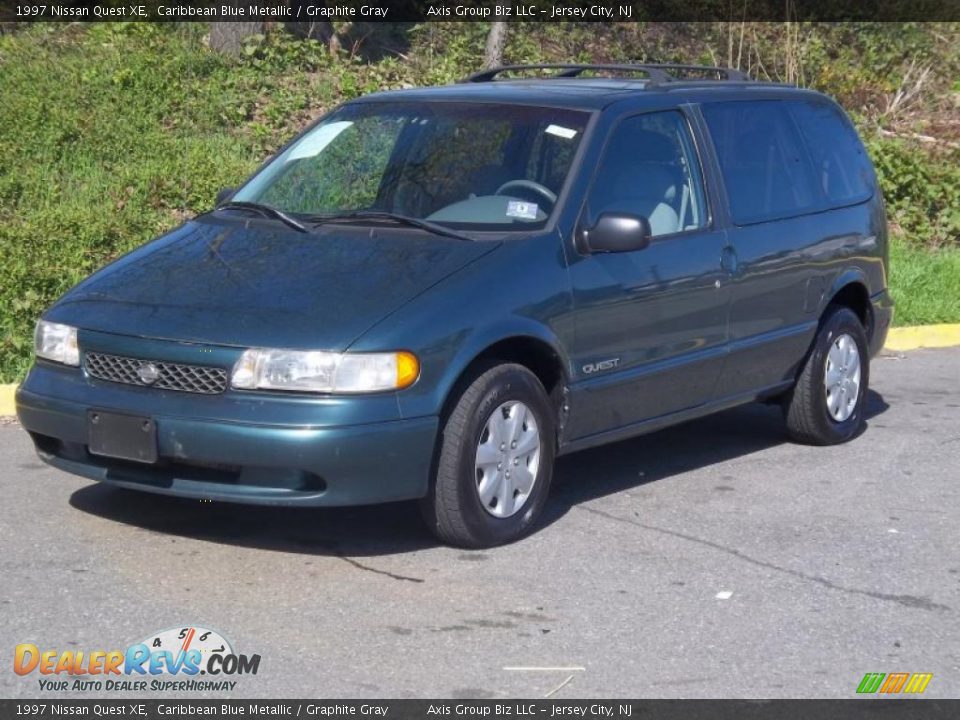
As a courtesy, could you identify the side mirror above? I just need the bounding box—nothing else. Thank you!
[580,213,652,253]
[215,187,236,207]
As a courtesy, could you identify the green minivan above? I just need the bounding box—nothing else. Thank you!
[18,64,892,547]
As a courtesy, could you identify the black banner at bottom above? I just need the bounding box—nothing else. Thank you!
[0,700,955,720]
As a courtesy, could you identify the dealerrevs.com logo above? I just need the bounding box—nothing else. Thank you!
[14,626,261,693]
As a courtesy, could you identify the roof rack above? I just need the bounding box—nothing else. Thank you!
[461,63,752,85]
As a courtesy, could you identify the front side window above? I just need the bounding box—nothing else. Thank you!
[585,110,708,237]
[232,102,589,231]
[701,100,820,225]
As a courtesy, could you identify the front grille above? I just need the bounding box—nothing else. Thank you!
[84,352,228,395]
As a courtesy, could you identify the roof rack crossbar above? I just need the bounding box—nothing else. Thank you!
[460,63,751,85]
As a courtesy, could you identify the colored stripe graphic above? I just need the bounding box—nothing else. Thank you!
[857,673,885,693]
[879,672,910,693]
[903,673,933,694]
[857,672,932,694]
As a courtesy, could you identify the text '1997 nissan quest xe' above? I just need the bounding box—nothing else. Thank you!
[18,63,892,548]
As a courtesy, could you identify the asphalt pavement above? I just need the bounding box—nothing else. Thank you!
[2,347,958,699]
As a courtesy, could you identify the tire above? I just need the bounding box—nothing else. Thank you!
[421,363,556,548]
[784,306,870,445]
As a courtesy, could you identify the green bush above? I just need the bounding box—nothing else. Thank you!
[866,137,960,248]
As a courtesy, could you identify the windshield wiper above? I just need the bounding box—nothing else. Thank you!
[217,201,308,234]
[305,211,473,242]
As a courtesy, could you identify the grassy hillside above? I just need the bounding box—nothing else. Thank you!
[1,22,959,382]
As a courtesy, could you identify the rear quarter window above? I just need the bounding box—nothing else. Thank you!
[787,99,875,207]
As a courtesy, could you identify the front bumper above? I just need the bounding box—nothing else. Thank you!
[16,363,437,507]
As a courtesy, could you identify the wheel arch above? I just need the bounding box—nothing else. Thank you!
[437,329,571,443]
[822,272,873,340]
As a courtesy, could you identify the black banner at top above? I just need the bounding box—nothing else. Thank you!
[2,0,960,22]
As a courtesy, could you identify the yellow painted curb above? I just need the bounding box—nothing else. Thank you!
[0,383,16,417]
[0,324,957,417]
[885,323,960,352]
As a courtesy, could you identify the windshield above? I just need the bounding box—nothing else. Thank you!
[231,101,590,231]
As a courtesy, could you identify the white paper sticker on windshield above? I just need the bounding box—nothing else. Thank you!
[506,200,539,220]
[545,124,578,139]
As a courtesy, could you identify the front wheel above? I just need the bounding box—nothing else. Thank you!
[784,306,870,445]
[421,363,556,548]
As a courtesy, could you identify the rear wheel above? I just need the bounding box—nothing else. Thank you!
[784,306,870,445]
[421,363,555,548]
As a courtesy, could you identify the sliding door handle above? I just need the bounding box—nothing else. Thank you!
[720,246,739,274]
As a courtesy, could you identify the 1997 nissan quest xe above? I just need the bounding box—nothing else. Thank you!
[18,63,892,547]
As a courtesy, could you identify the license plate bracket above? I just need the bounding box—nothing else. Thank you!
[88,410,158,464]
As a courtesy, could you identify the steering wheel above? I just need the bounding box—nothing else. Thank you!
[495,179,557,209]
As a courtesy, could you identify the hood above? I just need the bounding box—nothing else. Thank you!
[47,216,499,351]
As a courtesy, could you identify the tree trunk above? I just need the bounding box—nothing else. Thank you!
[483,21,508,69]
[209,22,263,56]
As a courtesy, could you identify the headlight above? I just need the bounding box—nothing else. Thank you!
[231,349,419,394]
[34,321,80,366]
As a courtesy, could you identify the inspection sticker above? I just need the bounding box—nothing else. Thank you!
[506,201,539,220]
[546,124,578,139]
